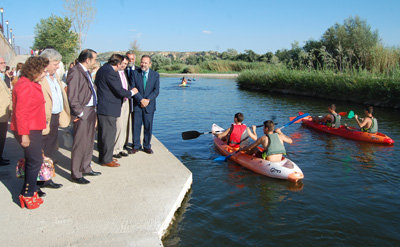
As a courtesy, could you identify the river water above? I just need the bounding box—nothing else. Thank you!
[154,77,400,247]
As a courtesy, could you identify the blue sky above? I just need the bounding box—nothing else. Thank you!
[2,0,400,54]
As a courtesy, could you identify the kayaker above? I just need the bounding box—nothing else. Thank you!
[241,120,292,162]
[180,77,187,86]
[212,112,257,148]
[355,106,378,133]
[312,104,341,128]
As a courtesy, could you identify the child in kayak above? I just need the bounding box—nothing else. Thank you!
[312,104,341,128]
[213,112,257,148]
[354,106,378,133]
[241,120,292,162]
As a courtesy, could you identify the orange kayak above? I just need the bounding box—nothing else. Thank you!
[302,118,394,145]
[212,124,304,182]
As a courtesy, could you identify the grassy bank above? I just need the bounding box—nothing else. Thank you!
[237,67,400,108]
[157,60,269,74]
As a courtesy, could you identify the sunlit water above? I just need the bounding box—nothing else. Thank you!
[153,78,400,246]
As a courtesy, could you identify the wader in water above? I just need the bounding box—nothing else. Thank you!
[326,112,341,128]
[262,133,286,160]
[361,117,378,133]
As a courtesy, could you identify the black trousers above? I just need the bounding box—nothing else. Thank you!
[15,130,43,197]
[42,113,60,158]
[0,122,7,159]
[98,114,117,164]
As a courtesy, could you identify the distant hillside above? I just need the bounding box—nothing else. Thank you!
[97,50,219,62]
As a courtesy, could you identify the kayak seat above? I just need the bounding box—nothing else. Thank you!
[282,159,294,169]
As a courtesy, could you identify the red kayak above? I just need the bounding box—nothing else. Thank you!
[302,117,394,145]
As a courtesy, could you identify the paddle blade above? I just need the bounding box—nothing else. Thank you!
[347,110,355,119]
[182,131,201,140]
[214,155,228,161]
[339,112,347,116]
[288,113,310,125]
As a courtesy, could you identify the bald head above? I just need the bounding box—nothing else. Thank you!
[0,57,5,73]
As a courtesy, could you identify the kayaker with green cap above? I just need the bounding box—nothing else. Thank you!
[355,106,378,133]
[241,120,292,162]
[312,104,341,128]
[212,112,257,148]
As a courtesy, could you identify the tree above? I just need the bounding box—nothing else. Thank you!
[321,16,379,69]
[129,40,141,61]
[151,54,171,71]
[33,15,78,64]
[63,0,96,52]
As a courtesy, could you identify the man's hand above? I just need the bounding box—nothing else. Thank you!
[73,116,80,123]
[131,88,138,95]
[140,98,150,108]
[21,135,30,148]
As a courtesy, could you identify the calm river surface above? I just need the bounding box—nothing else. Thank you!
[154,77,400,247]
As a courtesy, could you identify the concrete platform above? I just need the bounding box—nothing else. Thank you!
[0,128,192,246]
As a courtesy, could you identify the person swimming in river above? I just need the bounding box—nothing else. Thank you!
[312,104,341,128]
[212,112,257,148]
[354,106,378,133]
[240,120,293,162]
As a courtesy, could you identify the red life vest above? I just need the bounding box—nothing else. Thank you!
[228,124,247,148]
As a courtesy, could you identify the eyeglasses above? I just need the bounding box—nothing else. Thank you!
[0,62,6,64]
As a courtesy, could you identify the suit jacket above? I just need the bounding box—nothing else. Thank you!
[40,74,71,135]
[125,66,136,112]
[130,68,160,114]
[95,63,132,118]
[10,77,46,135]
[67,64,95,120]
[0,76,11,123]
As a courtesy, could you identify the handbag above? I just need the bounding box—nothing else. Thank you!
[16,156,56,181]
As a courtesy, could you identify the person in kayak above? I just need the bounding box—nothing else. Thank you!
[241,120,292,162]
[312,104,341,128]
[355,106,378,133]
[212,112,257,148]
[180,77,188,86]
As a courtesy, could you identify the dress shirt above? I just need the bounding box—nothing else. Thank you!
[46,74,63,114]
[119,70,128,101]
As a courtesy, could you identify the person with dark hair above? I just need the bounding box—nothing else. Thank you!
[213,112,257,148]
[10,56,49,209]
[95,54,137,167]
[129,55,160,154]
[67,48,101,184]
[0,57,11,166]
[355,106,378,133]
[4,66,12,88]
[241,120,293,162]
[312,104,341,128]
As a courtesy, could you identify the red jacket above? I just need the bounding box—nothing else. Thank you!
[10,76,46,135]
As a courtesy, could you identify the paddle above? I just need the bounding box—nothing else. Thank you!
[214,113,310,162]
[347,110,355,119]
[182,123,265,140]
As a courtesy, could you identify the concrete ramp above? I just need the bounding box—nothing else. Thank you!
[0,128,192,246]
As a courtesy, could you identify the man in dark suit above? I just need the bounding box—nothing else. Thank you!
[124,51,137,151]
[67,49,101,184]
[95,54,137,167]
[129,55,160,154]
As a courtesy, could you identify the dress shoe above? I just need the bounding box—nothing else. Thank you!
[42,180,63,189]
[119,151,128,157]
[83,170,102,176]
[72,177,90,184]
[101,161,120,167]
[37,188,46,197]
[143,148,154,154]
[127,148,138,154]
[0,160,10,166]
[113,153,122,159]
[0,157,10,162]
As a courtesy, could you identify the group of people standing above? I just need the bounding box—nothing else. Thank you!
[0,48,160,209]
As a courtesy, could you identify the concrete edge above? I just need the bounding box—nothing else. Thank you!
[158,172,193,239]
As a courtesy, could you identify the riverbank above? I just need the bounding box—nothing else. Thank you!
[0,128,192,246]
[160,73,238,79]
[237,69,400,109]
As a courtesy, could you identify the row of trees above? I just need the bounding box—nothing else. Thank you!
[150,16,399,75]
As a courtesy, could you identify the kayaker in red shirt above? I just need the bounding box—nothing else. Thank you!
[312,104,341,128]
[213,112,257,148]
[355,106,378,133]
[241,120,293,162]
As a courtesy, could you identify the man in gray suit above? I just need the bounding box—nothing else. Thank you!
[67,49,101,184]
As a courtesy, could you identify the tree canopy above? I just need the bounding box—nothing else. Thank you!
[33,15,79,64]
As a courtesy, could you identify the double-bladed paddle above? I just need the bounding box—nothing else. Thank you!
[182,124,265,140]
[214,113,310,162]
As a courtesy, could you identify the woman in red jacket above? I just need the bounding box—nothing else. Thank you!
[11,56,49,209]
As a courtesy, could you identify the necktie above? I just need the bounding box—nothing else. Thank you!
[86,71,97,106]
[143,71,147,90]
